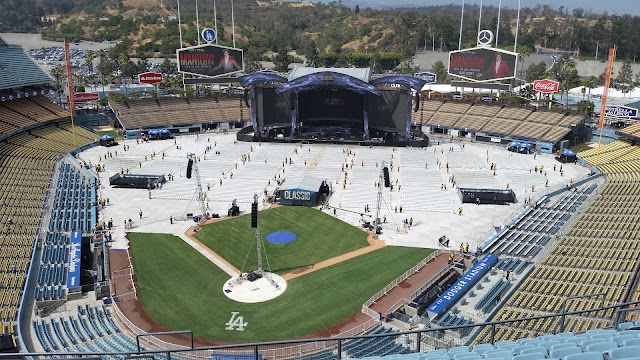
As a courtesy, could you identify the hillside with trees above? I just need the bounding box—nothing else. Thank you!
[2,1,640,72]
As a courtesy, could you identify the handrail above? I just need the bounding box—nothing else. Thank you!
[11,300,640,359]
[363,249,443,312]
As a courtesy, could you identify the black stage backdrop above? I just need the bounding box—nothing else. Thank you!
[367,90,409,132]
[260,88,292,125]
[300,88,363,122]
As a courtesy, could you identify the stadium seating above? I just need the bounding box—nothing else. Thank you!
[31,304,153,357]
[352,329,640,359]
[474,141,640,343]
[0,120,95,343]
[110,95,246,130]
[415,99,576,143]
[48,162,97,233]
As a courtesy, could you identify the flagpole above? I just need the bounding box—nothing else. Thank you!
[214,0,219,45]
[231,0,236,48]
[177,0,183,47]
[458,0,465,50]
[495,0,502,47]
[514,0,521,52]
[196,0,201,45]
[477,0,483,36]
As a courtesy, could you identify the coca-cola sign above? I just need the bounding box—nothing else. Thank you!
[138,72,163,85]
[68,93,99,103]
[605,105,638,118]
[533,79,559,93]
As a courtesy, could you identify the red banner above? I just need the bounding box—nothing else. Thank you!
[598,48,616,129]
[138,72,163,85]
[67,93,99,103]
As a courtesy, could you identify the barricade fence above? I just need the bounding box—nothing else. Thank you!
[12,300,640,360]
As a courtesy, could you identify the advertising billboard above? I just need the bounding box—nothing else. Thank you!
[414,72,437,84]
[448,47,518,82]
[533,79,559,94]
[68,93,99,103]
[604,105,638,118]
[177,44,244,77]
[138,72,163,85]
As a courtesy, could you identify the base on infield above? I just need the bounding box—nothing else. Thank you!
[223,272,287,303]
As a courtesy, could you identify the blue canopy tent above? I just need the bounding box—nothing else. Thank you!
[558,148,577,163]
[159,128,171,139]
[147,129,160,140]
[99,134,116,147]
[508,141,533,154]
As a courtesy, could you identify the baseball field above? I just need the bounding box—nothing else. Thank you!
[128,207,434,342]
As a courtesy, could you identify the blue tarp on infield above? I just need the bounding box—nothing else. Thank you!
[265,231,297,244]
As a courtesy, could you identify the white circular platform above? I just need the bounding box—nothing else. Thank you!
[223,272,287,303]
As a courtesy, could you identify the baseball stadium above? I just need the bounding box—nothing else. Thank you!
[2,13,640,360]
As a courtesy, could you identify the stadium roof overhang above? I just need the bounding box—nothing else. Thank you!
[370,75,427,91]
[275,71,382,96]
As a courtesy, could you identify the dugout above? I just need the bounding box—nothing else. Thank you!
[458,188,516,205]
[277,176,326,206]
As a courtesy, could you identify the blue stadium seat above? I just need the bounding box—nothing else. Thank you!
[549,346,581,359]
[609,345,640,359]
[562,352,603,360]
[512,354,545,360]
[622,338,640,347]
[585,341,618,353]
[483,349,512,359]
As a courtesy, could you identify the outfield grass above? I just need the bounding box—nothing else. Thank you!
[129,232,433,342]
[194,206,370,273]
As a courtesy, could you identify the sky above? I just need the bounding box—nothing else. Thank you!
[322,0,639,15]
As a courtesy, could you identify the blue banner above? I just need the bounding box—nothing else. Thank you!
[605,105,638,118]
[426,254,498,318]
[414,72,437,84]
[67,231,81,288]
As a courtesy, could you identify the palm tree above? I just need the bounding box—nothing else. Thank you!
[51,65,64,105]
[517,45,533,88]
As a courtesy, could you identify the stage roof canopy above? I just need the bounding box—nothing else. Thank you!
[276,70,382,96]
[279,175,324,192]
[288,66,371,83]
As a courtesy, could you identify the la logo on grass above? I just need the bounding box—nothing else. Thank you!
[225,312,248,331]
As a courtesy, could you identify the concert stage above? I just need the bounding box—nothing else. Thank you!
[238,68,429,147]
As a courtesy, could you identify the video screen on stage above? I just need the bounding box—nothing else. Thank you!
[299,88,363,122]
[367,90,409,132]
[261,88,292,125]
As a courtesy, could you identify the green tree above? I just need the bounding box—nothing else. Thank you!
[160,58,176,75]
[616,58,634,86]
[318,53,339,67]
[431,61,448,84]
[348,53,371,68]
[51,65,64,105]
[555,57,580,100]
[273,48,291,73]
[525,62,549,82]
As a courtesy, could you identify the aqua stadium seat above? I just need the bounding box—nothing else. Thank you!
[609,345,640,359]
[623,338,640,347]
[549,346,582,359]
[585,341,618,353]
[512,354,545,360]
[562,352,603,360]
[483,349,512,359]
